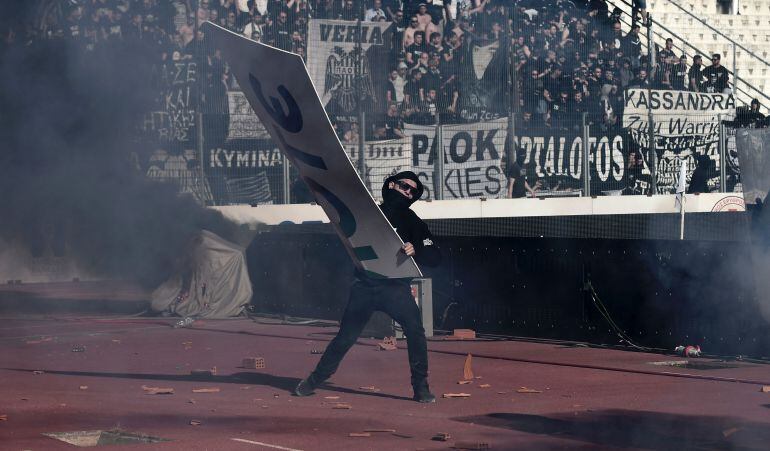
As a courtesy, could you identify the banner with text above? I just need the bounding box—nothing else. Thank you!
[307,19,392,119]
[405,119,508,200]
[623,89,736,193]
[343,139,413,203]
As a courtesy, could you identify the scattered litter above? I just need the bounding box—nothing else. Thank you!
[188,399,196,404]
[378,336,397,351]
[189,419,202,426]
[192,388,220,393]
[364,429,396,433]
[348,432,371,437]
[432,432,451,441]
[496,391,508,395]
[517,387,542,394]
[79,386,88,390]
[332,403,352,409]
[26,337,53,344]
[32,370,44,375]
[358,386,380,392]
[442,393,471,398]
[458,380,472,385]
[463,354,474,380]
[453,441,489,450]
[71,345,86,352]
[722,427,740,438]
[311,349,323,354]
[242,357,265,369]
[0,414,7,421]
[760,386,770,393]
[142,385,174,395]
[324,396,340,400]
[674,345,702,357]
[479,384,491,388]
[173,317,196,329]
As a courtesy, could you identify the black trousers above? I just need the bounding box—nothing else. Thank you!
[309,278,429,388]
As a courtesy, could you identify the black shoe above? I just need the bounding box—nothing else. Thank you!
[413,381,436,403]
[294,378,316,397]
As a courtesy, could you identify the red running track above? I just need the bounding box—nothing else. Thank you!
[1,315,769,450]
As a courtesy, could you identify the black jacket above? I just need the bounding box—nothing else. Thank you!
[380,203,441,269]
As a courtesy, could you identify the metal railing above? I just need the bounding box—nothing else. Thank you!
[607,0,770,108]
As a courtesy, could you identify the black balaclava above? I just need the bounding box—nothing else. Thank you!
[381,171,424,210]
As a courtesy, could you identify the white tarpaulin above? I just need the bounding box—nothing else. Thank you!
[151,230,252,318]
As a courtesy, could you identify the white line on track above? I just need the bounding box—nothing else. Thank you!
[230,438,304,451]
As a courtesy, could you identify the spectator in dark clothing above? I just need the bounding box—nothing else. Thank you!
[688,154,714,194]
[688,55,704,91]
[629,68,650,88]
[702,53,730,93]
[658,38,675,63]
[726,99,767,128]
[671,55,687,90]
[405,31,428,67]
[271,9,292,51]
[384,103,406,138]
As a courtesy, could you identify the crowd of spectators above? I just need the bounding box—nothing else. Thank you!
[3,0,765,139]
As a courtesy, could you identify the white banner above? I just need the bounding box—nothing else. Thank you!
[226,91,270,140]
[623,89,736,193]
[307,19,391,117]
[343,139,412,203]
[404,119,507,200]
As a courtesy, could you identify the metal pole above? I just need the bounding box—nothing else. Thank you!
[647,19,657,195]
[282,157,291,204]
[356,12,366,178]
[507,4,516,197]
[434,118,444,200]
[718,115,727,192]
[732,43,737,95]
[582,112,590,197]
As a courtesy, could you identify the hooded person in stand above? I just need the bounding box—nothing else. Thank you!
[294,171,442,403]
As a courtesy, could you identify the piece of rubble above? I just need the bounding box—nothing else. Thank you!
[377,336,398,351]
[71,345,86,352]
[432,432,451,441]
[442,393,471,398]
[458,380,472,385]
[324,396,340,400]
[348,432,371,437]
[332,403,352,409]
[26,337,53,344]
[463,354,474,380]
[448,329,476,340]
[453,441,489,450]
[242,357,265,369]
[189,419,202,426]
[760,386,770,393]
[0,414,7,421]
[364,429,396,433]
[32,370,44,375]
[192,387,220,393]
[516,387,542,394]
[311,349,323,354]
[142,385,175,395]
[358,386,380,392]
[479,384,491,388]
[79,386,88,390]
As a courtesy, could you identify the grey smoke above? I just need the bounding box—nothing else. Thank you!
[0,14,237,288]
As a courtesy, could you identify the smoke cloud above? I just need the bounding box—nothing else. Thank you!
[0,7,237,289]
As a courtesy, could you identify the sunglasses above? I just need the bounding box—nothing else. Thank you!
[395,180,417,195]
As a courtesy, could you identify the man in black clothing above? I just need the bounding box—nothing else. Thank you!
[672,55,687,90]
[295,172,441,403]
[688,55,704,91]
[702,53,730,93]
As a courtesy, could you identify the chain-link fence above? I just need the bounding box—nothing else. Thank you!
[19,0,752,206]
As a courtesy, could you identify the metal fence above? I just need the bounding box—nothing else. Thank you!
[123,1,746,205]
